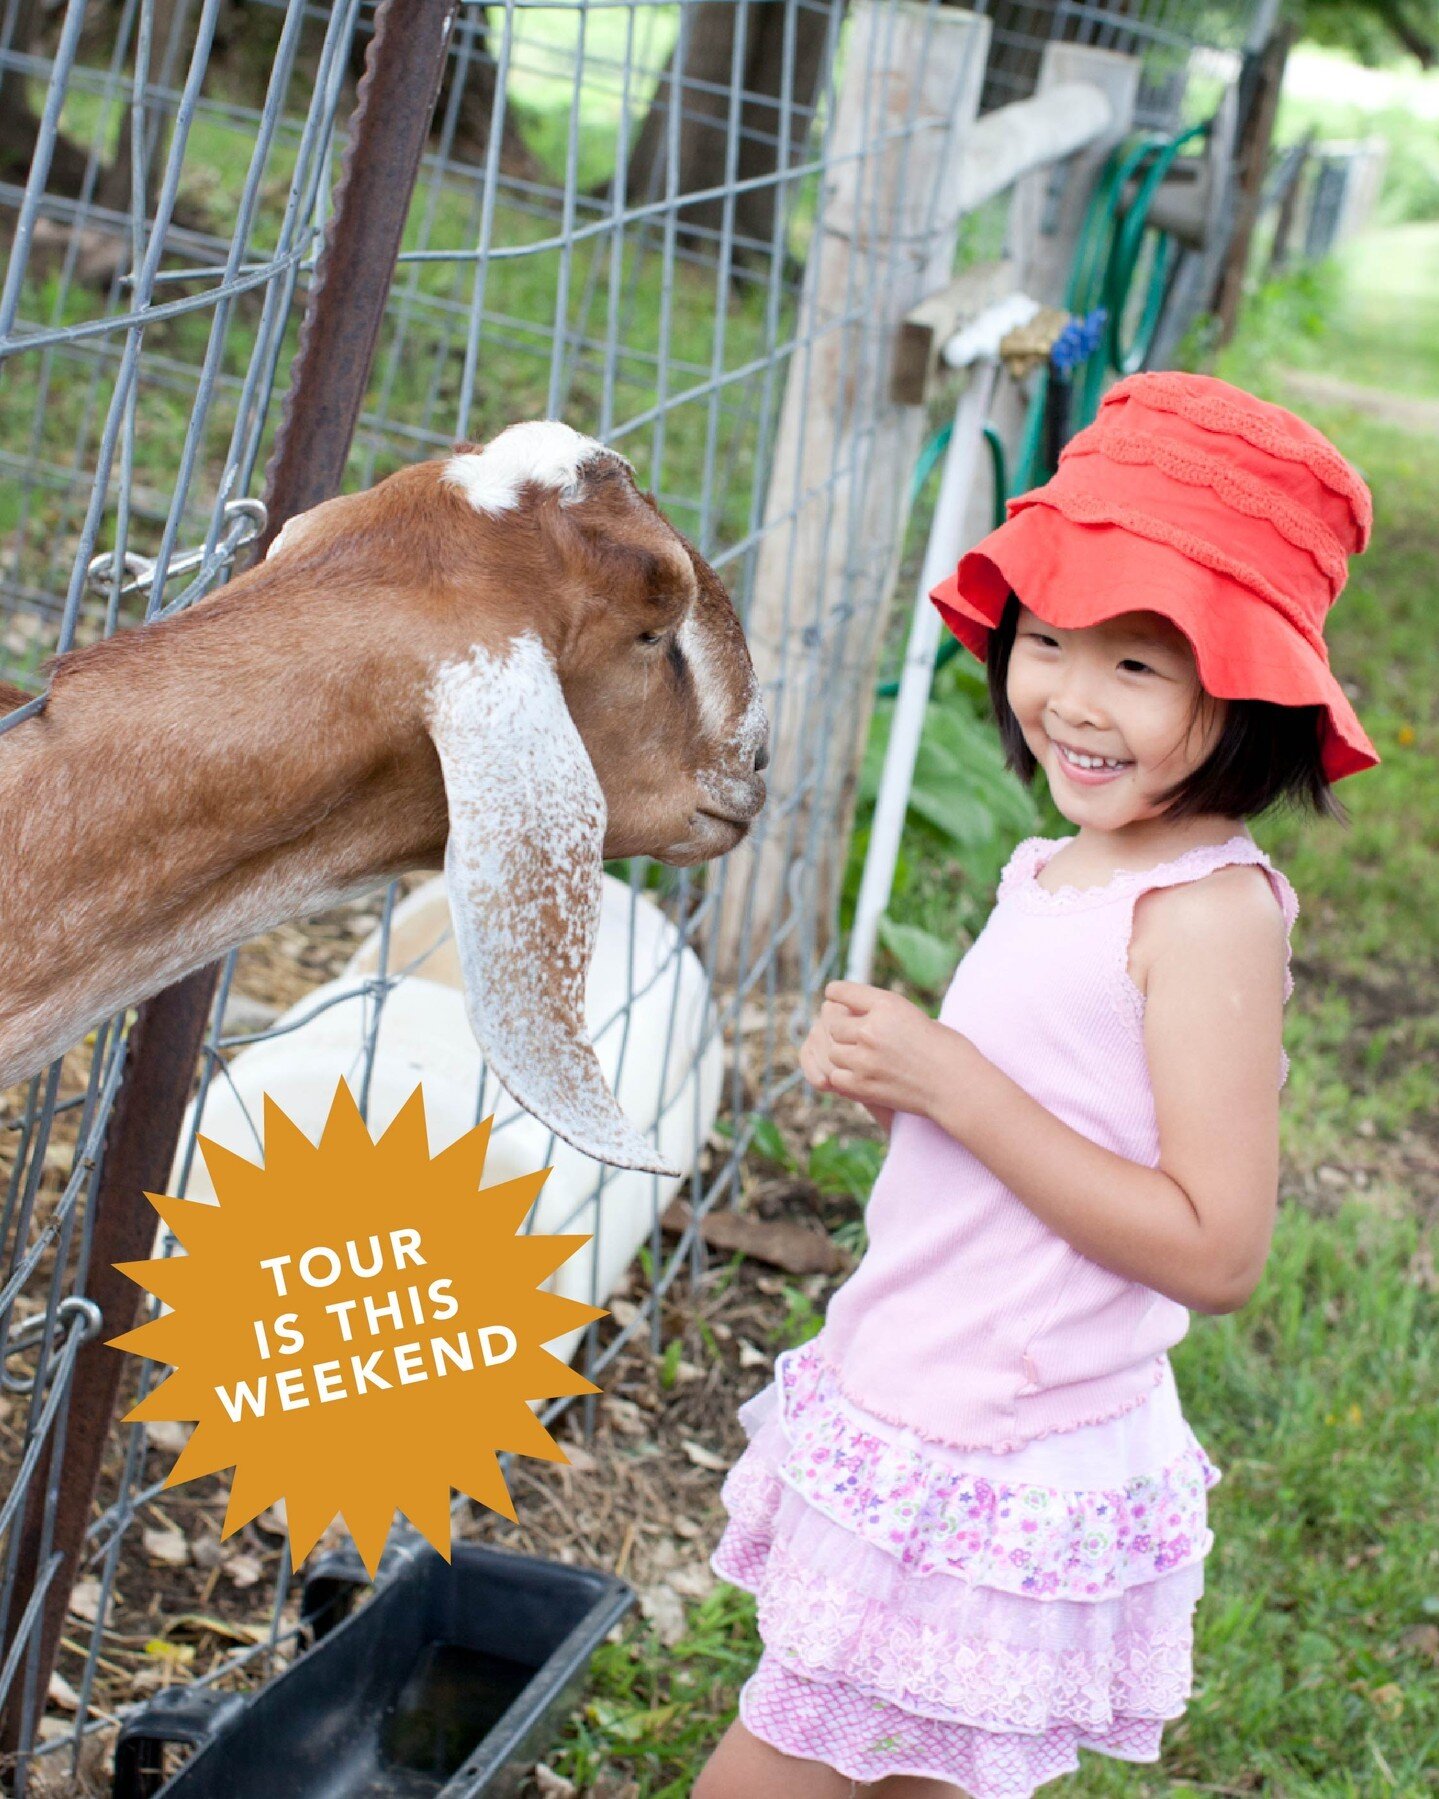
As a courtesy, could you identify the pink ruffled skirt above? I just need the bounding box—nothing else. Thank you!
[709,1337,1221,1798]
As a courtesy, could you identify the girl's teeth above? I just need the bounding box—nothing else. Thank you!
[1058,745,1127,770]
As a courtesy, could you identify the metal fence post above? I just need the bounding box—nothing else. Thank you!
[0,0,456,1764]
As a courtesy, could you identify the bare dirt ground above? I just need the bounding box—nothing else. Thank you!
[2,897,867,1798]
[1277,367,1439,437]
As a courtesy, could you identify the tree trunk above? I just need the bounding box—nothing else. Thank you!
[621,0,842,264]
[0,0,94,195]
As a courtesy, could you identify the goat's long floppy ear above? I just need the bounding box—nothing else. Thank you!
[425,629,682,1177]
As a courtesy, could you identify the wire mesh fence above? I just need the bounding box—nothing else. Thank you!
[1,0,1265,1786]
[1247,131,1388,281]
[980,0,1260,125]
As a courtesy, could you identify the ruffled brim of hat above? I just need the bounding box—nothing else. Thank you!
[930,505,1379,782]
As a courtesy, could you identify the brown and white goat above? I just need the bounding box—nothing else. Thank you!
[0,423,769,1174]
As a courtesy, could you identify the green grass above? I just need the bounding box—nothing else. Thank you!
[542,226,1439,1796]
[1257,224,1439,400]
[1219,229,1439,1177]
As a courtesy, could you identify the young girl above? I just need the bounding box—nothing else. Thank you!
[698,371,1378,1799]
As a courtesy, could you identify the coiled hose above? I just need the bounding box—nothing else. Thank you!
[1016,119,1209,490]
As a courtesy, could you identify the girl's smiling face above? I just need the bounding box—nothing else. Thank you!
[1005,604,1228,829]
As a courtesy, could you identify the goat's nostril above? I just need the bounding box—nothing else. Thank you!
[753,740,770,774]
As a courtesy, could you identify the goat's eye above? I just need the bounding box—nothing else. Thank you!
[637,628,665,646]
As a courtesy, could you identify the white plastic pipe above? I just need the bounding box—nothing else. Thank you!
[845,351,1004,985]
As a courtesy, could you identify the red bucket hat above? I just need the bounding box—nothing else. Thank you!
[929,370,1379,780]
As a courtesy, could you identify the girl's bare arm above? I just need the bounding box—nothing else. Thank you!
[921,867,1287,1314]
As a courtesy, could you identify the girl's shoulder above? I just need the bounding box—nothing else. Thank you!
[1130,836,1299,941]
[1129,839,1299,1010]
[1133,857,1294,965]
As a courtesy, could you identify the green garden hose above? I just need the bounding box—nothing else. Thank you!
[874,422,1009,698]
[1015,120,1210,491]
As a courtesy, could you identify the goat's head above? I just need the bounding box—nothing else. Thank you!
[269,422,769,1178]
[437,423,769,865]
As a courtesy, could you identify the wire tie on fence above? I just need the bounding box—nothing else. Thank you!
[84,498,269,600]
[2,1296,106,1394]
[0,495,260,730]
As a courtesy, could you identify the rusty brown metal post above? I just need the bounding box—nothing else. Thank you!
[0,0,457,1764]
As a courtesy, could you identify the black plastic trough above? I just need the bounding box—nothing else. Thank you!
[112,1526,636,1798]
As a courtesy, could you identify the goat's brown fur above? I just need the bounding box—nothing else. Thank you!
[0,449,767,1128]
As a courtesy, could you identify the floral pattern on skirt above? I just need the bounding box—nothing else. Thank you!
[758,1338,1220,1601]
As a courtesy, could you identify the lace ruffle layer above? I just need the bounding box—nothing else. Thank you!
[713,1498,1206,1735]
[739,1339,1221,1603]
[739,1653,1169,1798]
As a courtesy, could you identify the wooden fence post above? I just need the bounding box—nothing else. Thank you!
[1268,132,1312,275]
[1335,136,1388,246]
[707,0,990,986]
[1215,22,1293,345]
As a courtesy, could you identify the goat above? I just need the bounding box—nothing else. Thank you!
[0,423,769,1175]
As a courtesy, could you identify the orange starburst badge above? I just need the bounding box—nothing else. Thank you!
[110,1079,608,1577]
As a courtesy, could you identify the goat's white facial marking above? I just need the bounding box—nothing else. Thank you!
[727,674,769,769]
[425,630,680,1176]
[692,656,768,821]
[675,614,730,740]
[441,422,631,517]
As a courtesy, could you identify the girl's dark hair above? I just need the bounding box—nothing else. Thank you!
[985,593,1345,822]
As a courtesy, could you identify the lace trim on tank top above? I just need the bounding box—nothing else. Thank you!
[1000,832,1285,916]
[999,834,1300,1087]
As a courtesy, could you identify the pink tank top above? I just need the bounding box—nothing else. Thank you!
[817,832,1299,1453]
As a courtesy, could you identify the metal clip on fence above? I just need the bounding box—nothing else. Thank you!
[1,1297,104,1395]
[84,497,269,610]
[0,500,271,742]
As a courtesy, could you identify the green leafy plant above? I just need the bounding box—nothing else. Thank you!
[746,1115,796,1172]
[767,1282,826,1350]
[807,1134,885,1202]
[874,916,957,991]
[807,1134,883,1260]
[843,655,1043,991]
